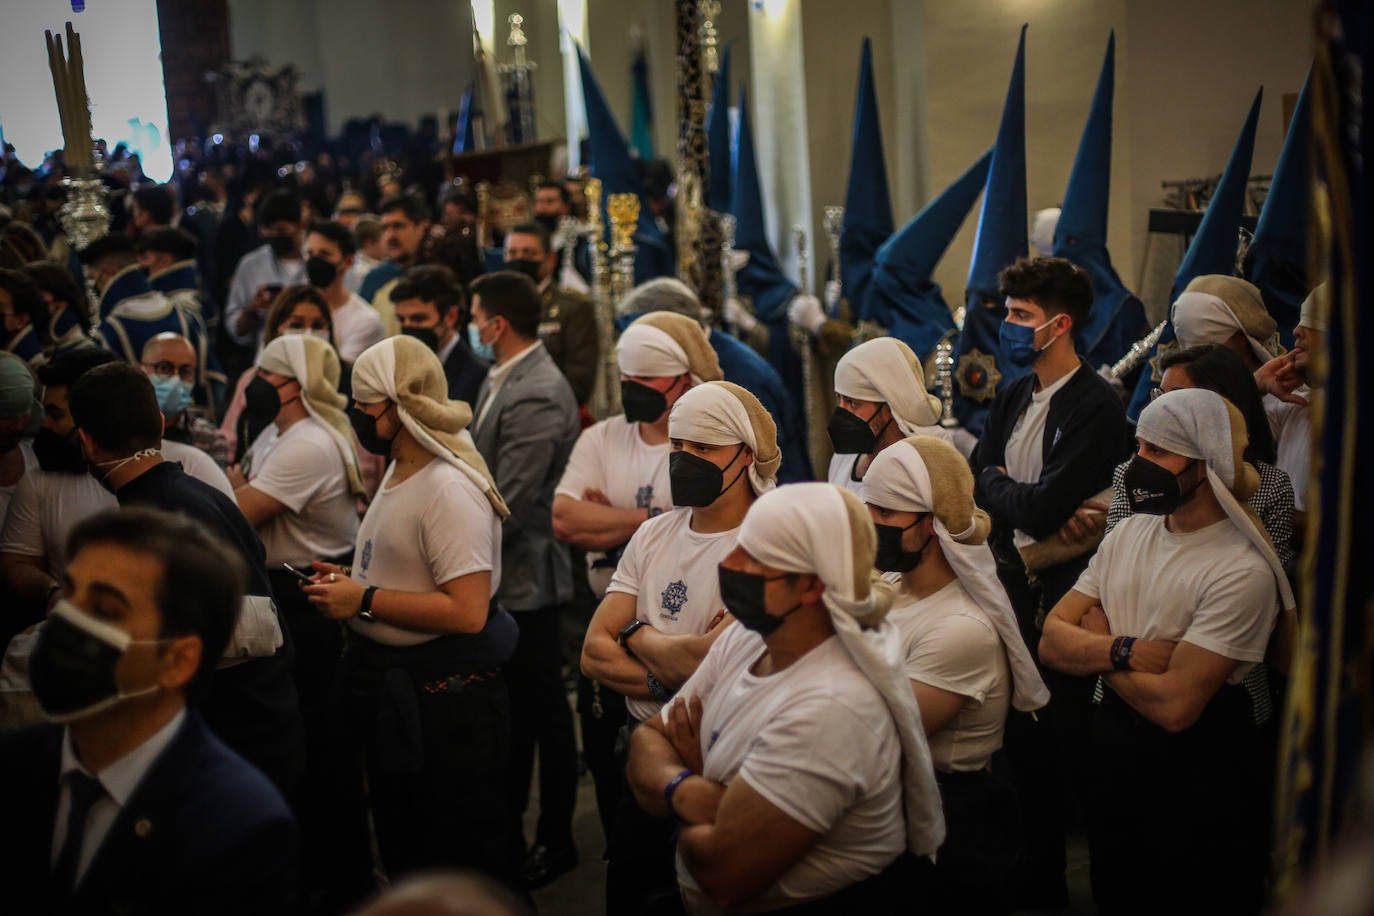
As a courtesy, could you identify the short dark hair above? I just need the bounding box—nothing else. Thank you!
[135,227,198,261]
[132,185,177,226]
[353,215,382,245]
[1158,344,1277,465]
[378,193,432,225]
[997,256,1093,339]
[306,220,357,258]
[22,262,91,330]
[36,346,117,389]
[256,189,302,228]
[78,233,138,268]
[438,187,478,214]
[535,181,570,205]
[470,270,542,339]
[66,507,245,692]
[506,221,551,255]
[392,265,465,318]
[1,222,48,263]
[0,269,48,330]
[68,362,162,453]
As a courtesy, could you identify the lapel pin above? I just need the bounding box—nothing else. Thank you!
[134,818,153,839]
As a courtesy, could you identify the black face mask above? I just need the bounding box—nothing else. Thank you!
[670,445,747,508]
[33,427,88,474]
[621,378,675,424]
[0,432,21,454]
[1122,455,1203,516]
[402,325,441,353]
[348,403,398,456]
[243,375,297,429]
[305,255,338,288]
[503,258,543,283]
[267,234,298,258]
[827,404,891,455]
[874,517,931,573]
[718,565,800,636]
[534,213,560,236]
[30,600,164,723]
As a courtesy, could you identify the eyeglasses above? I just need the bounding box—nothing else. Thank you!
[143,361,196,383]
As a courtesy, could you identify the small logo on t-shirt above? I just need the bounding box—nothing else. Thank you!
[636,485,655,509]
[708,729,720,751]
[361,540,373,574]
[660,580,688,620]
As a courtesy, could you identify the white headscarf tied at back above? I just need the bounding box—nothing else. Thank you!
[833,337,942,434]
[351,336,509,517]
[861,436,1049,712]
[1137,388,1295,615]
[668,381,781,496]
[616,311,724,383]
[1171,275,1282,366]
[737,483,945,857]
[257,334,366,499]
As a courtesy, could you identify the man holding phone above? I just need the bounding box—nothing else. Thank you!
[225,191,306,348]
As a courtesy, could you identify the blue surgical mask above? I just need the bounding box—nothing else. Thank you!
[999,317,1058,367]
[468,321,496,360]
[149,373,192,416]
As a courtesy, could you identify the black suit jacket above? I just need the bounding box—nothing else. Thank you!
[0,711,299,915]
[442,336,491,407]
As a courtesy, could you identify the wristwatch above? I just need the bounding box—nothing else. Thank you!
[357,586,380,622]
[647,671,673,703]
[619,618,647,658]
[1110,635,1137,670]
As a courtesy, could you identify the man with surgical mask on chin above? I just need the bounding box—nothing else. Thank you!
[503,221,600,412]
[0,507,299,913]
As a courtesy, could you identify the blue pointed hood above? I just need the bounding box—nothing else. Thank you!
[707,44,733,213]
[863,149,991,358]
[732,85,798,320]
[1052,32,1149,367]
[840,38,894,310]
[1246,70,1311,335]
[1126,88,1264,421]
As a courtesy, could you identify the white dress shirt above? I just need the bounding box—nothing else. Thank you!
[473,341,543,432]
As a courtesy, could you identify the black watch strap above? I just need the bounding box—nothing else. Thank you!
[619,618,646,658]
[358,586,380,622]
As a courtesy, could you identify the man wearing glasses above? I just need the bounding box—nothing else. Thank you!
[141,332,230,468]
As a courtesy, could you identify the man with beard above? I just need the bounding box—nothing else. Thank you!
[502,222,599,411]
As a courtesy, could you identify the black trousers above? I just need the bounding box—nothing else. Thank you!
[1087,686,1267,915]
[507,605,579,851]
[577,673,629,848]
[606,720,684,916]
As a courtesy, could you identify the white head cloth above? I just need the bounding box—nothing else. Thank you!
[617,323,691,378]
[737,483,946,857]
[860,441,1049,712]
[1138,389,1295,613]
[257,334,365,498]
[667,381,779,496]
[1299,282,1328,333]
[1031,207,1061,258]
[833,337,942,434]
[1171,291,1276,365]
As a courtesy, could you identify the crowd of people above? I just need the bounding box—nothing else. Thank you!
[0,151,1321,916]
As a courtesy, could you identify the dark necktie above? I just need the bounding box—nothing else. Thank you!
[52,771,105,892]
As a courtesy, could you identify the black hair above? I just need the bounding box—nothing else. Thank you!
[378,193,432,225]
[506,221,552,255]
[392,265,465,319]
[66,507,246,693]
[438,187,478,214]
[469,270,542,340]
[21,262,91,331]
[0,269,48,331]
[68,362,162,453]
[1158,344,1278,465]
[997,256,1093,341]
[135,227,198,261]
[306,220,358,258]
[132,185,177,226]
[256,189,302,228]
[77,233,137,267]
[2,223,48,264]
[535,181,570,205]
[36,347,117,388]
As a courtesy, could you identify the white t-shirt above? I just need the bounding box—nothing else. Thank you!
[0,443,234,575]
[555,415,672,597]
[606,507,739,721]
[330,293,386,363]
[0,442,38,525]
[1004,365,1079,548]
[1265,391,1311,511]
[889,580,1010,772]
[348,457,502,647]
[244,419,359,567]
[668,625,905,909]
[1073,514,1280,684]
[827,425,963,498]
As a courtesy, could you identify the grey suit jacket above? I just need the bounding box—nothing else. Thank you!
[472,343,580,611]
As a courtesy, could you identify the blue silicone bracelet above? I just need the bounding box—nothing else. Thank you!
[663,768,695,810]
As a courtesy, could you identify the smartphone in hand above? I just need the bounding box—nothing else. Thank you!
[281,563,314,583]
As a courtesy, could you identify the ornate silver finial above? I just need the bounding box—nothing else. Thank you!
[507,14,527,50]
[700,1,722,75]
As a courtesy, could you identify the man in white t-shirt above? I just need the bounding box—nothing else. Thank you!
[1039,388,1292,914]
[861,435,1049,911]
[301,336,522,897]
[627,483,944,914]
[826,337,968,498]
[303,221,385,363]
[582,379,781,916]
